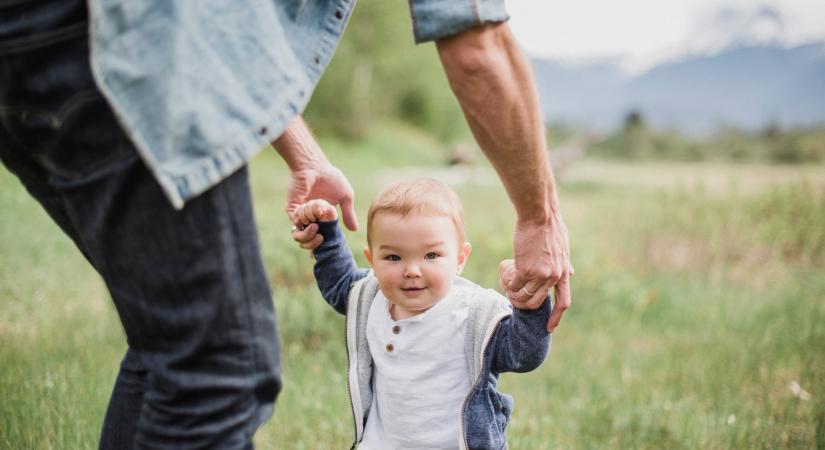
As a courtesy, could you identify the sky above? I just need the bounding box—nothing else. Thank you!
[507,0,825,73]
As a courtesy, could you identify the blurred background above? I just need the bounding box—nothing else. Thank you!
[1,0,823,448]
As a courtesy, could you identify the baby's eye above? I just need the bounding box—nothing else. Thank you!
[385,254,401,261]
[425,252,439,260]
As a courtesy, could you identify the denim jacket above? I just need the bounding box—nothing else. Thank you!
[86,0,508,208]
[313,221,551,449]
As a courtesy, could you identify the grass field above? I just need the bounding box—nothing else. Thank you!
[2,127,824,449]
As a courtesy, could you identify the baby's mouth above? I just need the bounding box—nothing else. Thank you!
[400,286,427,296]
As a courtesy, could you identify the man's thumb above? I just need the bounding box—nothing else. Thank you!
[340,197,358,231]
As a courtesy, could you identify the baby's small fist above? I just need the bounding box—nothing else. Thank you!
[294,199,338,227]
[498,259,516,294]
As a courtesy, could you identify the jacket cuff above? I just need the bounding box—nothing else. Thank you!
[317,219,344,244]
[408,0,509,43]
[512,295,552,322]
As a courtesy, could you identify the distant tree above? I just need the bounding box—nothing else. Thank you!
[623,110,645,133]
[304,1,467,142]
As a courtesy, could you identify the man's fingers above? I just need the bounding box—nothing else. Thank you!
[547,272,572,333]
[340,196,358,231]
[513,284,550,310]
[506,278,549,310]
[507,271,529,296]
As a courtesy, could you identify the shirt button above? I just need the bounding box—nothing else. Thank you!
[386,343,394,352]
[334,10,343,19]
[392,325,401,334]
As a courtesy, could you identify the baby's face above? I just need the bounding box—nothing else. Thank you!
[365,212,471,320]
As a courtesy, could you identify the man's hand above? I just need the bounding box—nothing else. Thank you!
[285,164,357,231]
[273,117,358,241]
[504,213,573,333]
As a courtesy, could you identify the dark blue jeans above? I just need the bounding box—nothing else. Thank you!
[0,1,282,448]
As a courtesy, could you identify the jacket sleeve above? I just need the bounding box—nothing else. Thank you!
[490,297,552,373]
[312,220,370,315]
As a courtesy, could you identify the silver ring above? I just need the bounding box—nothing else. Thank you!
[521,286,534,296]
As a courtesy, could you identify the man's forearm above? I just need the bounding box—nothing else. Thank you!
[272,116,329,172]
[436,22,558,224]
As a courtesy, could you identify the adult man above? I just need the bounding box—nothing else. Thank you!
[0,0,571,448]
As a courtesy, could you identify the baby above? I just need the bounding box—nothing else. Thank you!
[292,177,552,450]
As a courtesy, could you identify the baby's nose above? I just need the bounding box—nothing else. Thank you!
[404,263,422,277]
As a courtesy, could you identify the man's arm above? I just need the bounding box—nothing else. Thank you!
[272,116,359,232]
[436,22,572,332]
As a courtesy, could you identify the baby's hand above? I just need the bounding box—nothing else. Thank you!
[291,199,338,251]
[294,199,338,227]
[499,259,517,300]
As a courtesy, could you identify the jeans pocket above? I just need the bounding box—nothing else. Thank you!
[0,0,135,189]
[0,92,138,189]
[0,0,87,54]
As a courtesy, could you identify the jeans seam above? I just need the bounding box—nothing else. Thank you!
[1,94,137,183]
[0,91,101,129]
[0,0,56,6]
[52,89,102,128]
[0,22,86,55]
[0,90,103,134]
[219,172,261,440]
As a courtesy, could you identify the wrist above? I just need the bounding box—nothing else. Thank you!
[281,146,330,173]
[273,117,330,172]
[516,208,549,226]
[317,220,343,242]
[515,181,560,226]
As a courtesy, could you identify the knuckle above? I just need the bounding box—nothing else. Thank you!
[532,266,552,279]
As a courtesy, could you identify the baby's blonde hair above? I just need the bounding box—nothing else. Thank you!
[367,178,465,248]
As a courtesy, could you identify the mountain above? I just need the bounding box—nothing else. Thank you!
[531,42,825,134]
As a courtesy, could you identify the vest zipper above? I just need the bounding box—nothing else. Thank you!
[346,306,358,450]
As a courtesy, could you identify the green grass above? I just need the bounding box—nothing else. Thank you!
[1,127,824,449]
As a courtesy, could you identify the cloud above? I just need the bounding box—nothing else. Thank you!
[510,0,825,73]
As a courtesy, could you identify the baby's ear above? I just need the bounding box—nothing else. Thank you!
[364,247,373,266]
[456,242,472,274]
